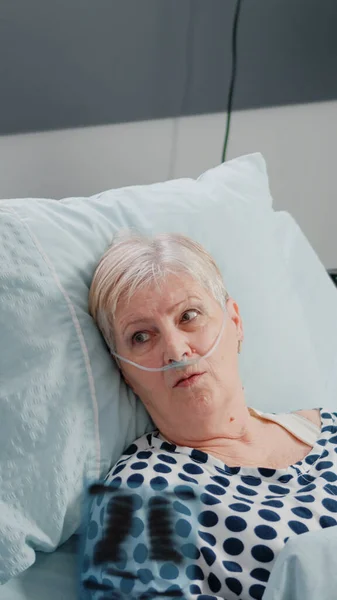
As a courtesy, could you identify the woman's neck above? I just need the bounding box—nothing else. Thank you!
[160,401,267,465]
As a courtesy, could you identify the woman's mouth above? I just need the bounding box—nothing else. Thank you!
[175,373,204,387]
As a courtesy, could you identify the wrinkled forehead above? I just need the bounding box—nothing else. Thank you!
[115,274,212,328]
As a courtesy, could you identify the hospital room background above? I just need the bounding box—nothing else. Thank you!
[0,0,337,270]
[1,1,337,600]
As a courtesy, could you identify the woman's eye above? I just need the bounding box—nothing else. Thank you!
[181,309,199,322]
[132,331,150,345]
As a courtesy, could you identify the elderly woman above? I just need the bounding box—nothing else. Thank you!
[87,230,336,600]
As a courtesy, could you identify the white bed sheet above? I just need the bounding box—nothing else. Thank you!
[0,535,79,600]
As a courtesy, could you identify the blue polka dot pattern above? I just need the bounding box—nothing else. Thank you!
[159,562,179,580]
[158,453,177,464]
[112,463,126,475]
[124,443,138,455]
[137,451,152,459]
[261,499,284,508]
[316,461,334,471]
[133,543,148,563]
[191,449,208,463]
[278,474,293,483]
[178,473,198,484]
[167,584,182,594]
[320,515,337,528]
[153,463,172,474]
[324,484,337,495]
[258,509,280,522]
[208,572,221,593]
[182,543,200,559]
[200,493,221,506]
[174,485,194,501]
[225,516,247,532]
[236,485,258,497]
[226,577,242,595]
[130,493,143,510]
[233,495,254,505]
[120,576,135,594]
[322,426,335,433]
[161,441,177,453]
[321,471,337,482]
[137,568,153,584]
[250,568,270,582]
[205,484,226,496]
[127,473,144,488]
[229,502,251,513]
[130,461,148,470]
[227,466,241,475]
[223,560,243,572]
[241,476,262,487]
[305,453,320,464]
[299,483,316,493]
[183,463,204,475]
[175,518,192,538]
[130,517,144,538]
[80,408,337,600]
[109,476,122,489]
[173,500,191,516]
[254,525,277,540]
[200,546,216,566]
[322,498,337,513]
[268,485,290,495]
[251,545,274,563]
[211,475,230,488]
[149,476,168,490]
[249,583,266,599]
[288,520,309,534]
[295,494,315,503]
[291,506,313,519]
[199,531,216,546]
[298,474,315,485]
[198,511,219,527]
[186,565,204,580]
[258,468,276,478]
[223,538,244,556]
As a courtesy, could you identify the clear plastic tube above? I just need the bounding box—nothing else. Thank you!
[110,310,227,372]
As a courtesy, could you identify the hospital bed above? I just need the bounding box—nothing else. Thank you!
[1,154,337,600]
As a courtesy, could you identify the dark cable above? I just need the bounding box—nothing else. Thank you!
[222,0,243,163]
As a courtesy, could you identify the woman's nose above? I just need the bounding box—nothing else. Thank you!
[162,329,194,365]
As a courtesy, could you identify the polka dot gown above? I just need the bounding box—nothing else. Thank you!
[83,408,337,600]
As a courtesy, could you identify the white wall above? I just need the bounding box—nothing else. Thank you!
[0,100,336,268]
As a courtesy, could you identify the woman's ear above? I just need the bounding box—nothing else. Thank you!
[226,297,244,342]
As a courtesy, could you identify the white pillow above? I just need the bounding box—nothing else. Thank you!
[273,210,337,406]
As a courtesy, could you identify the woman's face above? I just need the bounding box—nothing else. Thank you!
[113,273,244,443]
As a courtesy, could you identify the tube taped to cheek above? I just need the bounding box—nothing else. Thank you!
[110,311,227,372]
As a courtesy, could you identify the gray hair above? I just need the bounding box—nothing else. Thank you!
[89,229,229,353]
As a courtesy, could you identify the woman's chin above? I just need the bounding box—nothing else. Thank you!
[177,391,217,414]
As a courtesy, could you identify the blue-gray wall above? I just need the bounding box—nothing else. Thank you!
[1,0,336,135]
